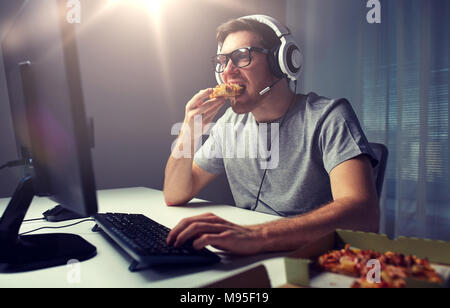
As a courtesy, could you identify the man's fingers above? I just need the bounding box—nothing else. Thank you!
[193,230,260,255]
[173,222,228,248]
[196,97,226,113]
[195,88,213,100]
[186,88,213,110]
[201,100,226,123]
[192,88,214,107]
[193,232,232,251]
[186,98,225,123]
[167,215,218,245]
[167,213,262,255]
[166,213,225,245]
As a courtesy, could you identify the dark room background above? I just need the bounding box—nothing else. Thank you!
[0,0,287,206]
[1,0,449,241]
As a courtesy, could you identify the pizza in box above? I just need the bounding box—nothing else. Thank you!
[314,244,443,288]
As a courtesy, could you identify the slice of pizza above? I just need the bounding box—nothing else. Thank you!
[210,83,244,99]
[315,244,380,277]
[352,266,407,288]
[378,251,443,284]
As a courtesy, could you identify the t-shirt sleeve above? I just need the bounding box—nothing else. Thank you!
[193,121,225,175]
[318,99,378,174]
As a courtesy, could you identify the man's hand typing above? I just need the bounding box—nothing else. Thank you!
[166,212,266,255]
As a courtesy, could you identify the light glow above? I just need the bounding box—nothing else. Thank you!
[140,0,164,16]
[108,0,165,17]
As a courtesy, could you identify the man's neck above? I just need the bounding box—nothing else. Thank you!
[251,80,297,123]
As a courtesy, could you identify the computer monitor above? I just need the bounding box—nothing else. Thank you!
[0,0,98,272]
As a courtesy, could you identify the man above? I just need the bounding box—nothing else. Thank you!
[163,16,379,255]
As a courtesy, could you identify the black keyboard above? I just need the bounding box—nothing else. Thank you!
[93,213,221,271]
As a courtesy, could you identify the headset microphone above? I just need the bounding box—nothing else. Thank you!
[259,78,283,96]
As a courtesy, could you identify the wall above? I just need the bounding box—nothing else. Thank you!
[0,0,286,205]
[286,0,367,116]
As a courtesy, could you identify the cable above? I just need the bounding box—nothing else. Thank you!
[252,80,298,215]
[19,218,95,236]
[23,217,46,222]
[254,168,268,210]
[0,159,30,170]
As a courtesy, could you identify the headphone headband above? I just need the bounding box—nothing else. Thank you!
[239,14,290,39]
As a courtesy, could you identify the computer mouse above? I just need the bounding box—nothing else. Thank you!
[42,205,88,222]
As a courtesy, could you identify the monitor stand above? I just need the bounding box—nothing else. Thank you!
[0,176,96,273]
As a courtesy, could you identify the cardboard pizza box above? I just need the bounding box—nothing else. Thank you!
[282,229,450,288]
[201,265,271,288]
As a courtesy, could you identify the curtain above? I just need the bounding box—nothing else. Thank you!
[360,0,449,241]
[287,0,449,241]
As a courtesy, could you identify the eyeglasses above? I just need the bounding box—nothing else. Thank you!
[212,46,269,74]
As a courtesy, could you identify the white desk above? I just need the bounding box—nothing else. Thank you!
[0,187,289,288]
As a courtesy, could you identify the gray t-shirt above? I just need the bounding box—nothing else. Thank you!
[194,92,377,217]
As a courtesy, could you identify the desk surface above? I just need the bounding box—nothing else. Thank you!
[0,187,288,288]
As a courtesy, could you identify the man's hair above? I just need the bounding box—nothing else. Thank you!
[216,18,281,50]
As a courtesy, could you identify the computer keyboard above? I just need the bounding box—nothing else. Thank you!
[92,213,221,271]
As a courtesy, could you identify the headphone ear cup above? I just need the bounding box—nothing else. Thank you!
[285,44,303,76]
[267,45,285,79]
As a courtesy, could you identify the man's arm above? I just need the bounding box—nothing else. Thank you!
[255,155,379,252]
[164,161,218,206]
[163,88,225,206]
[167,155,379,255]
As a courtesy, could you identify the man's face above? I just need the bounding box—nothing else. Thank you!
[220,31,276,114]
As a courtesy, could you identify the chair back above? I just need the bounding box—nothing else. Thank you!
[369,143,389,198]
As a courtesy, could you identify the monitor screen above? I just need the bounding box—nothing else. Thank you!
[2,0,97,217]
[0,0,98,273]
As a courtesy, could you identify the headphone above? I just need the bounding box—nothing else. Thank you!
[215,14,303,94]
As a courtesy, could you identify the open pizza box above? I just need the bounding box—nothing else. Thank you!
[281,229,450,288]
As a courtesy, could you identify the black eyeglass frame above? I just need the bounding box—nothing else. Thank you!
[212,46,269,74]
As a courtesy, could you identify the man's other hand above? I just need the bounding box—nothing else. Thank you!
[166,212,265,255]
